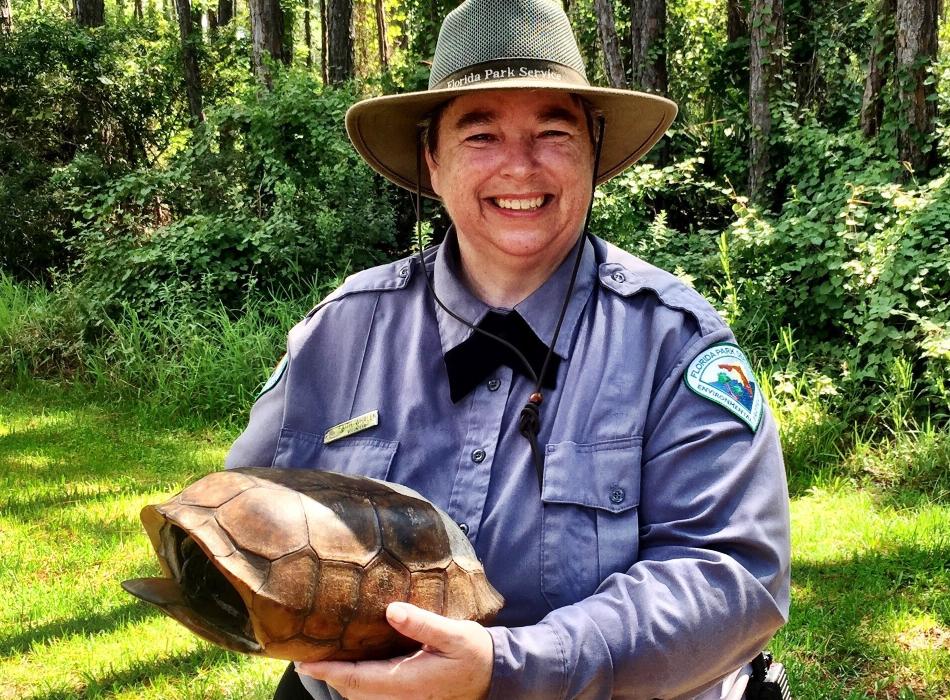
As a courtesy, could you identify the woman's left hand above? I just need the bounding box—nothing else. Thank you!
[296,601,494,700]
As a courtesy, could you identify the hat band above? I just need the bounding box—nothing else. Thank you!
[430,59,589,91]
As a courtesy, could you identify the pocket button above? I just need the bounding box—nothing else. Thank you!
[609,487,626,504]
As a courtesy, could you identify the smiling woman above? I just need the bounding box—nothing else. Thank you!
[425,91,597,308]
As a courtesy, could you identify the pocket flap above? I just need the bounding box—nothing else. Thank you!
[541,437,642,513]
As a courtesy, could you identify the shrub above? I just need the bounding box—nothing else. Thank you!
[70,71,400,316]
[592,156,734,292]
[0,15,185,280]
[725,118,950,406]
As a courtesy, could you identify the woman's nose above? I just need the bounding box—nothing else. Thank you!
[499,137,540,178]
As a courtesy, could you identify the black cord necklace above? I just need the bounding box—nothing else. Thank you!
[415,115,606,493]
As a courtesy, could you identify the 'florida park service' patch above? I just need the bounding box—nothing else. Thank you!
[684,343,763,431]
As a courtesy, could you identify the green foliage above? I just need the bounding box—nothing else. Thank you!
[0,14,185,280]
[83,294,320,424]
[71,72,399,316]
[0,273,90,380]
[592,156,735,290]
[725,118,950,403]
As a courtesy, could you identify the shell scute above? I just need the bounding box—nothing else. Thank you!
[442,562,478,620]
[267,638,340,663]
[342,552,411,651]
[217,487,308,560]
[187,520,236,558]
[373,492,452,572]
[252,550,320,642]
[179,471,257,507]
[303,489,382,566]
[302,560,362,640]
[159,502,214,532]
[407,571,446,615]
[216,549,270,595]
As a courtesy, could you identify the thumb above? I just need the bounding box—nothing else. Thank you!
[386,602,463,653]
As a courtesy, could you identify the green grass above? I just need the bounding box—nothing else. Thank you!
[0,384,286,698]
[2,381,949,698]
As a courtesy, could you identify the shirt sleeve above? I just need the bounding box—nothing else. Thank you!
[224,351,290,469]
[486,329,791,700]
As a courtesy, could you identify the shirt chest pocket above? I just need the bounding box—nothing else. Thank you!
[540,437,642,610]
[273,427,398,480]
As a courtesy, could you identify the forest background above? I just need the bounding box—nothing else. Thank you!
[1,0,949,698]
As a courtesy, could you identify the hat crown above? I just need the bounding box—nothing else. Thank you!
[428,0,588,89]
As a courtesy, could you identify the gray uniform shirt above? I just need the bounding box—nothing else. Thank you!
[226,234,791,699]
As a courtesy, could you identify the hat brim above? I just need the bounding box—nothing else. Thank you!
[345,79,677,200]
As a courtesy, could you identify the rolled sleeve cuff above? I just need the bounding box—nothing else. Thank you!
[487,622,568,700]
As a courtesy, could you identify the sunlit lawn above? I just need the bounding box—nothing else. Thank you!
[1,382,948,698]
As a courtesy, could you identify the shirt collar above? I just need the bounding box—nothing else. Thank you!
[432,229,596,360]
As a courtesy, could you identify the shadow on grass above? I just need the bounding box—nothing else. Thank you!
[0,388,228,512]
[23,645,242,700]
[779,541,950,698]
[1,602,159,659]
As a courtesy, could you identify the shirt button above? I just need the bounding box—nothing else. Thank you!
[609,487,625,504]
[611,271,626,284]
[398,267,409,278]
[458,522,469,534]
[487,378,501,391]
[471,448,486,464]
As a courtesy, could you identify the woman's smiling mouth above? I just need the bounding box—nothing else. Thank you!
[490,195,550,211]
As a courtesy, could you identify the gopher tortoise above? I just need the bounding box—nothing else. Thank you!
[122,467,504,661]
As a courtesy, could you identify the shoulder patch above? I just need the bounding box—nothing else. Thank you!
[684,343,763,431]
[257,354,288,398]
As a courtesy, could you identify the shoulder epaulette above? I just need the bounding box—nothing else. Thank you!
[306,248,436,318]
[592,238,725,337]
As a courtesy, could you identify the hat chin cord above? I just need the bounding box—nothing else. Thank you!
[414,115,607,495]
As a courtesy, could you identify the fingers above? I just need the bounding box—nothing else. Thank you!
[296,658,400,697]
[386,602,461,654]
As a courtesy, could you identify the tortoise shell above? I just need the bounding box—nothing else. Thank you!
[121,468,504,662]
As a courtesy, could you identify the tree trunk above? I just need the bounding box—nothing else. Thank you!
[134,0,143,20]
[0,0,12,35]
[748,0,783,205]
[374,0,389,71]
[861,0,896,138]
[74,0,105,26]
[895,0,939,173]
[248,0,288,86]
[217,0,233,25]
[326,0,354,85]
[320,0,329,83]
[593,0,625,88]
[727,0,746,43]
[175,0,204,123]
[629,0,667,94]
[305,0,314,68]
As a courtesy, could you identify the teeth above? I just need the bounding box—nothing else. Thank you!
[494,196,545,210]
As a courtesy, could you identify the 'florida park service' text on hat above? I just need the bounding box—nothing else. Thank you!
[345,0,678,200]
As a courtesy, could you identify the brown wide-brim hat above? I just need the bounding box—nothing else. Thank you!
[346,0,678,200]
